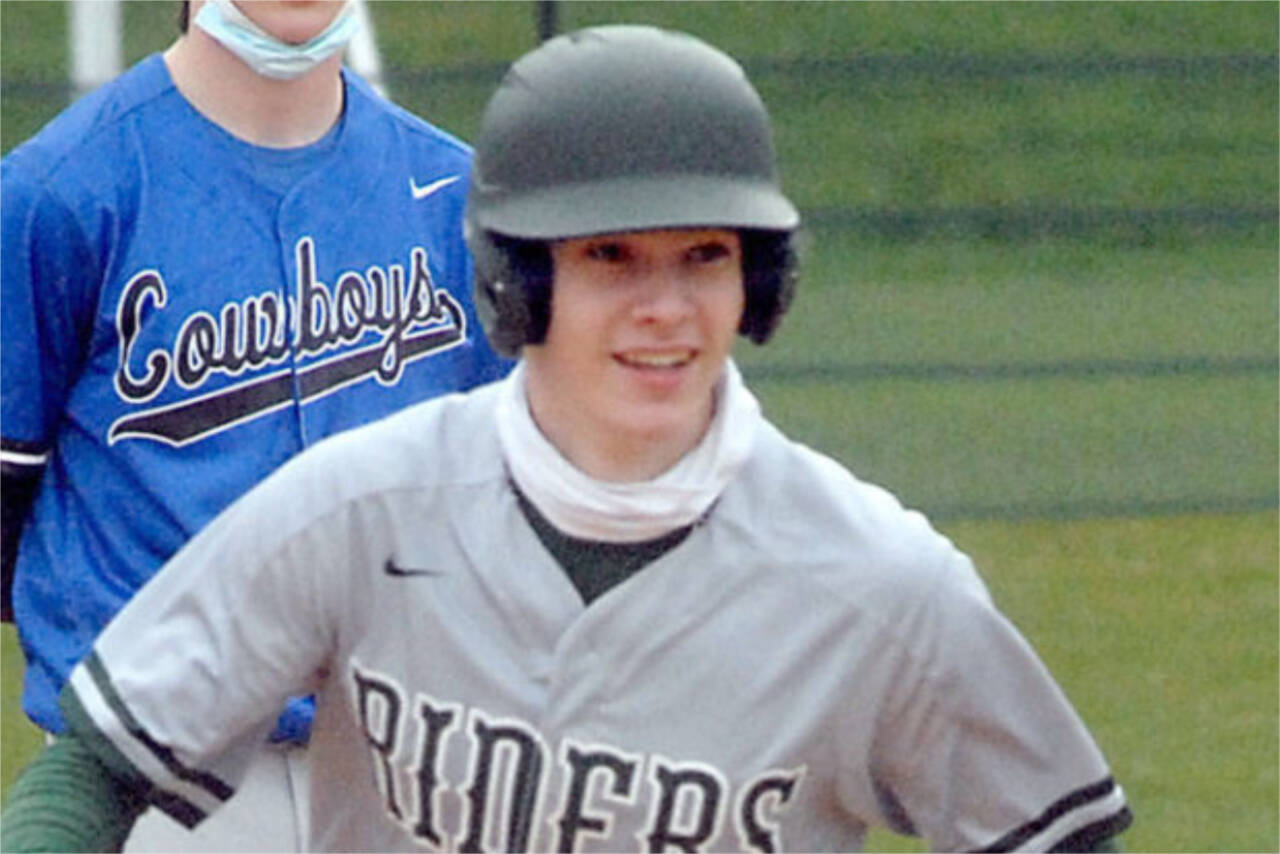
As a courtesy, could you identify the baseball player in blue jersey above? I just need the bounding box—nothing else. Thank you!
[2,24,1131,853]
[0,0,507,849]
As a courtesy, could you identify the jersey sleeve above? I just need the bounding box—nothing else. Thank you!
[1,159,103,618]
[0,159,100,453]
[60,450,351,827]
[867,550,1132,852]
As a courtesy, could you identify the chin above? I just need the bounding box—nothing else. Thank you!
[254,1,344,43]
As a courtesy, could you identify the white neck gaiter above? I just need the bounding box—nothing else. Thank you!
[194,0,359,80]
[496,361,760,543]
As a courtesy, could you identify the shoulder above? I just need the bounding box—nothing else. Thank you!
[191,381,507,561]
[729,420,950,561]
[2,55,173,190]
[342,69,471,164]
[722,420,989,608]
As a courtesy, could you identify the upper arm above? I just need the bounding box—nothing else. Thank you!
[871,551,1131,851]
[57,448,356,822]
[0,160,102,618]
[1,159,101,450]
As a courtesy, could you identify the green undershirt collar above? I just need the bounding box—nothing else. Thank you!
[512,481,694,605]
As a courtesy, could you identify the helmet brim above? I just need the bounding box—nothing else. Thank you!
[470,173,800,241]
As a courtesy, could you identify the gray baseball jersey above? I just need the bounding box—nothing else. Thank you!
[67,374,1129,852]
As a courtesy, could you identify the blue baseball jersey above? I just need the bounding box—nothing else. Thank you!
[1,54,510,736]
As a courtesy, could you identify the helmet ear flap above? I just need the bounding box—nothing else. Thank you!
[466,227,552,358]
[739,230,798,345]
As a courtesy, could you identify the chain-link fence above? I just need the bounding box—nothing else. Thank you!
[3,1,1275,521]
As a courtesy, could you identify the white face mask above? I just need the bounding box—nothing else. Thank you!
[193,0,359,80]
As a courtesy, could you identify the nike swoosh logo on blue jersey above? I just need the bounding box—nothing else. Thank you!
[384,558,443,577]
[410,175,461,200]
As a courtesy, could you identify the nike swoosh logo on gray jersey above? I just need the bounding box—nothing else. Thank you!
[384,558,443,578]
[409,175,461,200]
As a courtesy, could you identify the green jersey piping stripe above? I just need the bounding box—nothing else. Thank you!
[976,776,1130,852]
[62,676,206,829]
[84,652,235,805]
[63,669,208,828]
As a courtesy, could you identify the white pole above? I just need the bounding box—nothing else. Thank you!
[69,0,123,97]
[346,0,386,96]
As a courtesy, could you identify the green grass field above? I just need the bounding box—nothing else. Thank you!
[2,2,1276,851]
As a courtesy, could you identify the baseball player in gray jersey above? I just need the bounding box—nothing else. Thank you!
[2,25,1131,853]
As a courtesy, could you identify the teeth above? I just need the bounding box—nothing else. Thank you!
[619,350,693,368]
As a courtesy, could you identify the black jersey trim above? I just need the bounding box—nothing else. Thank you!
[0,437,49,474]
[83,652,235,810]
[0,437,49,454]
[146,789,209,829]
[1048,806,1134,853]
[976,776,1128,852]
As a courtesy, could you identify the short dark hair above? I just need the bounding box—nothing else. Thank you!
[179,1,189,34]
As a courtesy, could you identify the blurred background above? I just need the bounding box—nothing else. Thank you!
[2,2,1276,851]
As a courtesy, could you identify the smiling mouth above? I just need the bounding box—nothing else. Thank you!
[614,349,697,369]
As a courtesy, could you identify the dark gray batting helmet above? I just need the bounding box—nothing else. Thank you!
[465,24,800,356]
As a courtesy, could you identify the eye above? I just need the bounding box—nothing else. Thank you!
[584,241,629,263]
[686,241,732,264]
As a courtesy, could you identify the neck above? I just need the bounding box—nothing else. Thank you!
[163,30,344,149]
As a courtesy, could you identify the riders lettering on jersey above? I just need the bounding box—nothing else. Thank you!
[350,661,806,853]
[108,237,466,447]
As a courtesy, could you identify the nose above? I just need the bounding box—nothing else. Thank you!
[631,269,694,327]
